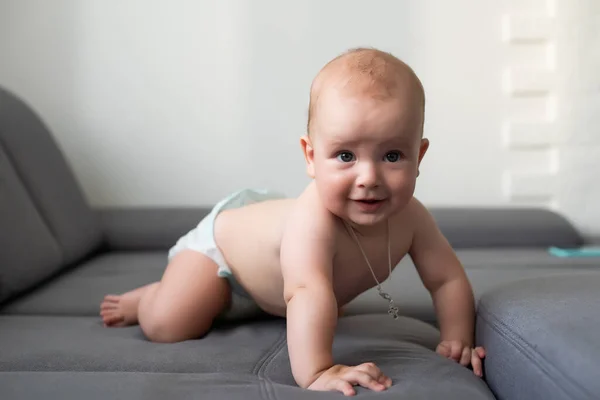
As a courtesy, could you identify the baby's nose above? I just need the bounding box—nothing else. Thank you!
[356,162,380,188]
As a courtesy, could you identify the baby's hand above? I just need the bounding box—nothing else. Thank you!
[436,340,486,377]
[307,362,392,396]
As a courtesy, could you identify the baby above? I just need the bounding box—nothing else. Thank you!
[100,47,485,396]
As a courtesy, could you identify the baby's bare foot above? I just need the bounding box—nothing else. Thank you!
[100,288,145,327]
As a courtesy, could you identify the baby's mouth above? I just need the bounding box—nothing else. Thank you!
[355,198,384,203]
[358,199,381,204]
[352,198,386,213]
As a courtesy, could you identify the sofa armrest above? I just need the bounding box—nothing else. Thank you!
[476,273,600,399]
[95,207,210,251]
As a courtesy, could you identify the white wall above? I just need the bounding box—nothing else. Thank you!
[0,1,598,236]
[555,0,600,239]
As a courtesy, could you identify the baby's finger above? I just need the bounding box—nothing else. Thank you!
[378,374,393,388]
[345,371,386,392]
[450,342,463,361]
[436,342,450,357]
[459,346,471,366]
[471,351,483,377]
[334,380,355,397]
[475,347,486,358]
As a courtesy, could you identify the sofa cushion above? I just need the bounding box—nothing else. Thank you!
[1,252,165,316]
[0,372,264,400]
[0,144,62,303]
[0,314,494,399]
[431,207,583,248]
[0,86,102,300]
[476,273,600,400]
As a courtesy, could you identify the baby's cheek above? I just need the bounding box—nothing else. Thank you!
[320,168,350,190]
[316,179,350,214]
[390,175,417,201]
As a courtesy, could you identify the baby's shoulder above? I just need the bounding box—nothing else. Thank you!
[396,195,423,217]
[393,196,434,233]
[279,184,339,244]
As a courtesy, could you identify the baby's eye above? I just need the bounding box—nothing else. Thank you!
[336,151,355,163]
[384,151,402,163]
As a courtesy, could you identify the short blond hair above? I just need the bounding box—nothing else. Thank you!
[307,47,425,135]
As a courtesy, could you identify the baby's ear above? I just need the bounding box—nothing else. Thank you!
[300,135,316,178]
[417,138,429,177]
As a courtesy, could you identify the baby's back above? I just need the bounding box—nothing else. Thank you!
[213,198,296,316]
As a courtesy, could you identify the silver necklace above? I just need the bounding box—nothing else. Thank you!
[344,219,399,319]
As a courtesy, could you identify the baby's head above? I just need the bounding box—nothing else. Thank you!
[301,48,429,227]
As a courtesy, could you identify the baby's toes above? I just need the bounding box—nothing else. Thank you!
[100,309,113,317]
[103,313,125,327]
[100,301,118,311]
[104,294,121,303]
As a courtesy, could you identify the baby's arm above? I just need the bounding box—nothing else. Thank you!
[281,203,390,395]
[281,205,338,388]
[408,200,483,368]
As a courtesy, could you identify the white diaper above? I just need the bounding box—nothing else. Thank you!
[167,188,285,320]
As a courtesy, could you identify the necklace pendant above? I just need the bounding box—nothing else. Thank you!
[387,302,400,319]
[377,287,399,319]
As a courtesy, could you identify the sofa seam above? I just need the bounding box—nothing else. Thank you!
[262,333,288,400]
[478,303,592,399]
[253,327,287,400]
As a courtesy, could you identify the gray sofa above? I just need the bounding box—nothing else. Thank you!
[1,85,598,400]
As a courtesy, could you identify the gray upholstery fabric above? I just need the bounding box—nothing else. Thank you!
[476,273,600,400]
[0,373,263,400]
[97,208,210,251]
[430,207,583,248]
[0,314,494,399]
[0,87,102,297]
[0,144,62,303]
[0,315,284,373]
[0,370,492,400]
[1,252,165,315]
[456,248,600,269]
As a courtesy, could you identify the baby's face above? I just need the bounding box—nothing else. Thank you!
[306,88,428,227]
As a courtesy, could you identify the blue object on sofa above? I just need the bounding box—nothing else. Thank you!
[548,246,600,257]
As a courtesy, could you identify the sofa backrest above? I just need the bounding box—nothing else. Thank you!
[431,207,584,248]
[0,86,102,304]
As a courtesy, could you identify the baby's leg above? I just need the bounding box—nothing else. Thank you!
[136,249,231,343]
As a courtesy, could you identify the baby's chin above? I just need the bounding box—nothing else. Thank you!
[334,207,391,228]
[347,213,388,227]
